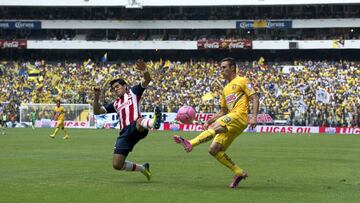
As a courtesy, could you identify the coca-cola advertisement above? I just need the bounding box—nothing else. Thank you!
[197,39,252,49]
[0,40,27,49]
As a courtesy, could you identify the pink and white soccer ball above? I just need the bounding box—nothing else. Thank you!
[176,106,196,124]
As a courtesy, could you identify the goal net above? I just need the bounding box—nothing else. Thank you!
[19,103,93,128]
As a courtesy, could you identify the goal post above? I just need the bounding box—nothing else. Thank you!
[19,103,93,128]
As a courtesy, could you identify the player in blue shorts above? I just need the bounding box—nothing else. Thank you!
[93,59,161,181]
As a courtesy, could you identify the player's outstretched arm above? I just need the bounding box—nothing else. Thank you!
[135,59,151,88]
[93,87,107,115]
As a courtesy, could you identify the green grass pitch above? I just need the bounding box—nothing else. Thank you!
[0,128,359,203]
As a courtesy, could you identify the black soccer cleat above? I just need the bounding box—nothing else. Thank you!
[142,162,151,181]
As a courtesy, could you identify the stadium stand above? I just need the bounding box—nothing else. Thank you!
[1,59,359,127]
[0,0,359,127]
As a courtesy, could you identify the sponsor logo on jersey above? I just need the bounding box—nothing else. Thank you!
[225,94,237,104]
[221,116,232,124]
[117,99,133,111]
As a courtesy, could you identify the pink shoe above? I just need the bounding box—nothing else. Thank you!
[229,172,248,188]
[173,135,193,152]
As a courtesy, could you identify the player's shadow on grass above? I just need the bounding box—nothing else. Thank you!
[116,180,163,184]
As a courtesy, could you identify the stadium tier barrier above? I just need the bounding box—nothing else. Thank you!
[94,112,359,135]
[16,110,359,134]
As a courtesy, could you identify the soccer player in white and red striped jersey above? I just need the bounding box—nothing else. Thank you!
[93,59,161,181]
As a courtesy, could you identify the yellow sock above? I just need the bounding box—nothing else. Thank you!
[53,128,60,136]
[63,128,69,136]
[190,129,216,147]
[214,151,244,176]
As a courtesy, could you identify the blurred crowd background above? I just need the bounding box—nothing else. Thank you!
[1,58,359,127]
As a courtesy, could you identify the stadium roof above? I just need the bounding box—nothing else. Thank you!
[1,0,360,7]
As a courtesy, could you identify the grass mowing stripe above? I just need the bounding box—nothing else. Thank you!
[0,128,359,203]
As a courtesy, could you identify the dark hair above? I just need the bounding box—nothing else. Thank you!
[110,78,127,88]
[221,57,236,69]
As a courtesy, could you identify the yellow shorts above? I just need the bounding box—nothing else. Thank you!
[56,119,65,128]
[213,112,248,151]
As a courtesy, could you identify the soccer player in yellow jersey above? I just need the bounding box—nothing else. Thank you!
[50,100,70,139]
[174,57,259,189]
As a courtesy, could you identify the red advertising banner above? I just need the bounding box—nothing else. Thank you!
[163,124,320,133]
[35,120,89,128]
[197,39,252,49]
[0,40,27,49]
[141,112,273,124]
[319,127,360,134]
[163,123,205,131]
[249,114,274,123]
[255,126,318,133]
[162,124,359,135]
[195,113,273,123]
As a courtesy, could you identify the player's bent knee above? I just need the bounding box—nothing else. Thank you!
[113,164,122,170]
[208,146,221,156]
[136,119,145,132]
[136,119,142,126]
[208,149,217,156]
[113,161,124,170]
[113,156,125,170]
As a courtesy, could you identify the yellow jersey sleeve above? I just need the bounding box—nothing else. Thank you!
[239,77,256,97]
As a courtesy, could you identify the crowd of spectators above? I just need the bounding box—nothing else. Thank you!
[0,5,359,20]
[244,60,359,127]
[0,59,359,127]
